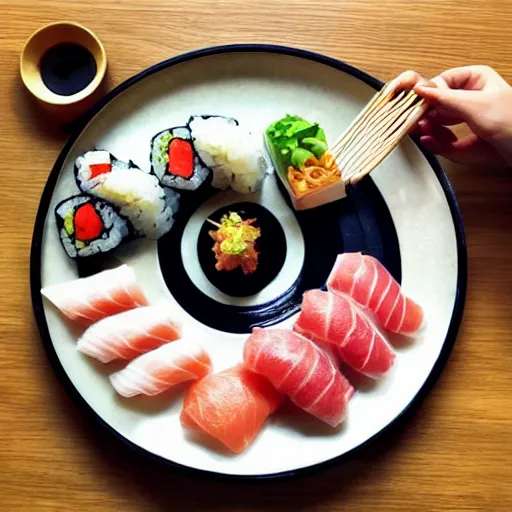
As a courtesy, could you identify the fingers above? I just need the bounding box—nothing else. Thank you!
[437,65,508,90]
[426,106,464,126]
[416,119,456,154]
[389,70,429,93]
[418,119,458,148]
[414,66,504,100]
[438,66,479,90]
[409,65,512,165]
[413,86,485,121]
[411,65,508,100]
[418,135,445,155]
[413,84,446,102]
[450,132,480,151]
[443,135,508,167]
[411,77,460,125]
[418,122,507,166]
[413,86,462,113]
[430,75,449,89]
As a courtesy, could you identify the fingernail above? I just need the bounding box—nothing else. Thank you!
[415,81,436,92]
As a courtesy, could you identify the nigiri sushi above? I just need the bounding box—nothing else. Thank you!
[180,364,281,454]
[41,265,147,327]
[327,252,424,335]
[244,328,354,427]
[55,194,132,259]
[75,150,180,239]
[109,338,212,397]
[294,290,396,379]
[77,303,181,363]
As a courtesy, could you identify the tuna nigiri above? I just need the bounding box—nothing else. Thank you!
[180,365,281,454]
[41,265,147,327]
[244,328,354,427]
[77,303,181,363]
[327,252,424,335]
[294,290,396,379]
[109,338,212,397]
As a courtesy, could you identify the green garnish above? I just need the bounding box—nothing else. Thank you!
[218,212,259,255]
[264,115,328,177]
[154,131,173,166]
[291,147,314,168]
[209,212,261,256]
[221,233,247,255]
[223,212,243,225]
[159,131,173,146]
[301,137,328,158]
[63,210,74,236]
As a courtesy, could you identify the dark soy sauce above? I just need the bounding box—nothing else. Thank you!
[39,43,97,96]
[198,202,287,297]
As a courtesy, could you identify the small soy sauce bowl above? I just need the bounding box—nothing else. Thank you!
[20,22,107,123]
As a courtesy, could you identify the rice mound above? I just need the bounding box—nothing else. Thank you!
[189,117,271,194]
[92,168,177,239]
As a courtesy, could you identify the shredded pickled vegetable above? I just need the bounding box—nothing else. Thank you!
[287,152,341,197]
[209,212,261,275]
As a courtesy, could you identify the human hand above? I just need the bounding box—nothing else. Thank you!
[393,66,512,167]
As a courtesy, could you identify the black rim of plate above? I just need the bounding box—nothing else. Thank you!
[30,44,467,482]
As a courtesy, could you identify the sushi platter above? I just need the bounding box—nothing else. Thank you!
[31,45,466,479]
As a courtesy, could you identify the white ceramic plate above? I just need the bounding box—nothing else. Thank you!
[31,45,466,480]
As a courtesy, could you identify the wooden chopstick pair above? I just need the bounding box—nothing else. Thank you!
[331,79,429,185]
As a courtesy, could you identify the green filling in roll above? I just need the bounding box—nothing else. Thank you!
[63,210,75,236]
[154,132,173,166]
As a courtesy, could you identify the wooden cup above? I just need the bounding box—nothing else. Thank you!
[20,22,107,124]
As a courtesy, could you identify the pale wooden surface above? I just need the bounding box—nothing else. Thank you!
[1,0,512,510]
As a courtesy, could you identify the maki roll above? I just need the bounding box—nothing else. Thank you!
[150,127,209,191]
[264,115,346,210]
[75,150,179,239]
[55,195,131,259]
[188,115,272,194]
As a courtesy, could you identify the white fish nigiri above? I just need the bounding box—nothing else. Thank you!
[77,303,181,363]
[109,338,212,397]
[41,265,148,327]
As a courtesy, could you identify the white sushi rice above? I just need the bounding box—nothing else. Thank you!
[188,116,272,194]
[55,195,129,258]
[75,151,179,239]
[151,127,209,191]
[75,150,137,183]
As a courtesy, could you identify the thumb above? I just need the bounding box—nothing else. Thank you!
[414,85,485,126]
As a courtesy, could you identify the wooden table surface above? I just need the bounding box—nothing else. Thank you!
[2,0,512,510]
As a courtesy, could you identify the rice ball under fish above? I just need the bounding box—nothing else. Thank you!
[75,150,179,239]
[188,115,272,194]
